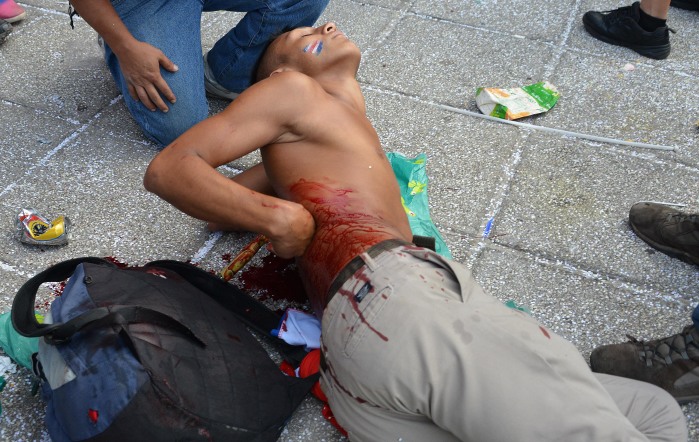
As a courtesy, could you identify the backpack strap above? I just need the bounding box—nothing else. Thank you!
[12,258,205,347]
[12,257,111,338]
[147,260,309,364]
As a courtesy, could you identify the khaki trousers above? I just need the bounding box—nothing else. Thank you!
[320,243,687,442]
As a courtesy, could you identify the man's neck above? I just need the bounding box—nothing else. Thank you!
[315,75,366,114]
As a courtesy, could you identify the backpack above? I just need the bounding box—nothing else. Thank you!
[11,257,317,442]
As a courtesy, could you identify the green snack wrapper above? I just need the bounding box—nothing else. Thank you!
[476,81,560,120]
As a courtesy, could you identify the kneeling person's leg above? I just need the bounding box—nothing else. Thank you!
[204,0,330,93]
[104,0,208,146]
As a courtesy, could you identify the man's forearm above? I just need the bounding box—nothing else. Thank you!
[69,0,137,56]
[144,151,290,238]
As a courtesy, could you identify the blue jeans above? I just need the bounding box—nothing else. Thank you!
[104,0,328,146]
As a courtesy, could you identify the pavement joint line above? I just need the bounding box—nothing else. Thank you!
[189,166,248,263]
[564,46,697,78]
[433,103,677,151]
[0,97,121,198]
[605,145,699,175]
[191,231,223,264]
[467,147,525,268]
[0,98,81,128]
[360,1,412,58]
[408,11,527,40]
[543,0,583,79]
[484,242,692,304]
[0,260,31,278]
[362,84,677,151]
[22,4,69,17]
[220,165,243,175]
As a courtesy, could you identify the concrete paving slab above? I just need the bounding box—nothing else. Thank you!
[363,87,527,262]
[200,11,245,51]
[0,370,46,442]
[318,0,404,53]
[0,122,205,269]
[20,0,68,13]
[412,0,575,43]
[279,396,345,442]
[0,13,118,123]
[353,0,411,11]
[88,97,156,146]
[472,245,693,358]
[492,131,699,292]
[360,13,555,108]
[541,50,698,156]
[0,101,76,189]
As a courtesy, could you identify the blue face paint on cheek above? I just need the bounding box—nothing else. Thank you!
[303,40,323,56]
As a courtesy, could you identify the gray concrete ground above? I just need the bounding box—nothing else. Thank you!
[0,0,698,440]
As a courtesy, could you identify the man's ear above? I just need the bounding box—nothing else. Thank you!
[269,67,294,77]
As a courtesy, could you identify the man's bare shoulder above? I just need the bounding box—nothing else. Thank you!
[221,71,323,124]
[243,72,322,104]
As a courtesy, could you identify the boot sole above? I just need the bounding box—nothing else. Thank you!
[629,221,699,267]
[582,18,671,60]
[3,11,25,23]
[677,394,699,404]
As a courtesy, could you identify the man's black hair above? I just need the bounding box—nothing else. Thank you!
[253,27,294,83]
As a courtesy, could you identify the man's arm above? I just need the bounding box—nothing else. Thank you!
[70,0,177,112]
[144,74,316,258]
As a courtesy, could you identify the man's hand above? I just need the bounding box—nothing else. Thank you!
[115,40,178,112]
[266,201,316,259]
[68,0,178,112]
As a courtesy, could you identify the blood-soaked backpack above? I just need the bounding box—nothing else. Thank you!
[12,257,316,442]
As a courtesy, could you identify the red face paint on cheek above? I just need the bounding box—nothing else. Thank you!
[303,40,323,55]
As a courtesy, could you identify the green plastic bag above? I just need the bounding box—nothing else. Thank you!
[0,375,5,416]
[0,311,39,370]
[388,153,529,313]
[388,152,451,259]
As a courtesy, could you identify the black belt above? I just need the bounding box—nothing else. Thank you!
[325,235,436,305]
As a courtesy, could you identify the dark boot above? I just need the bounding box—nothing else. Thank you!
[583,2,673,59]
[591,325,699,403]
[629,202,699,266]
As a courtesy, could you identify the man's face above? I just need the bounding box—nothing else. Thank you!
[271,22,359,75]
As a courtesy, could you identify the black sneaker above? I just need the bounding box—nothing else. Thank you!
[590,325,699,403]
[0,19,11,44]
[629,202,699,266]
[672,0,699,11]
[582,1,673,59]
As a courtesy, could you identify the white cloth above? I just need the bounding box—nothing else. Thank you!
[273,308,321,351]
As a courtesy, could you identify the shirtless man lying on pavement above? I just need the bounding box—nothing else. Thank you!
[143,22,687,442]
